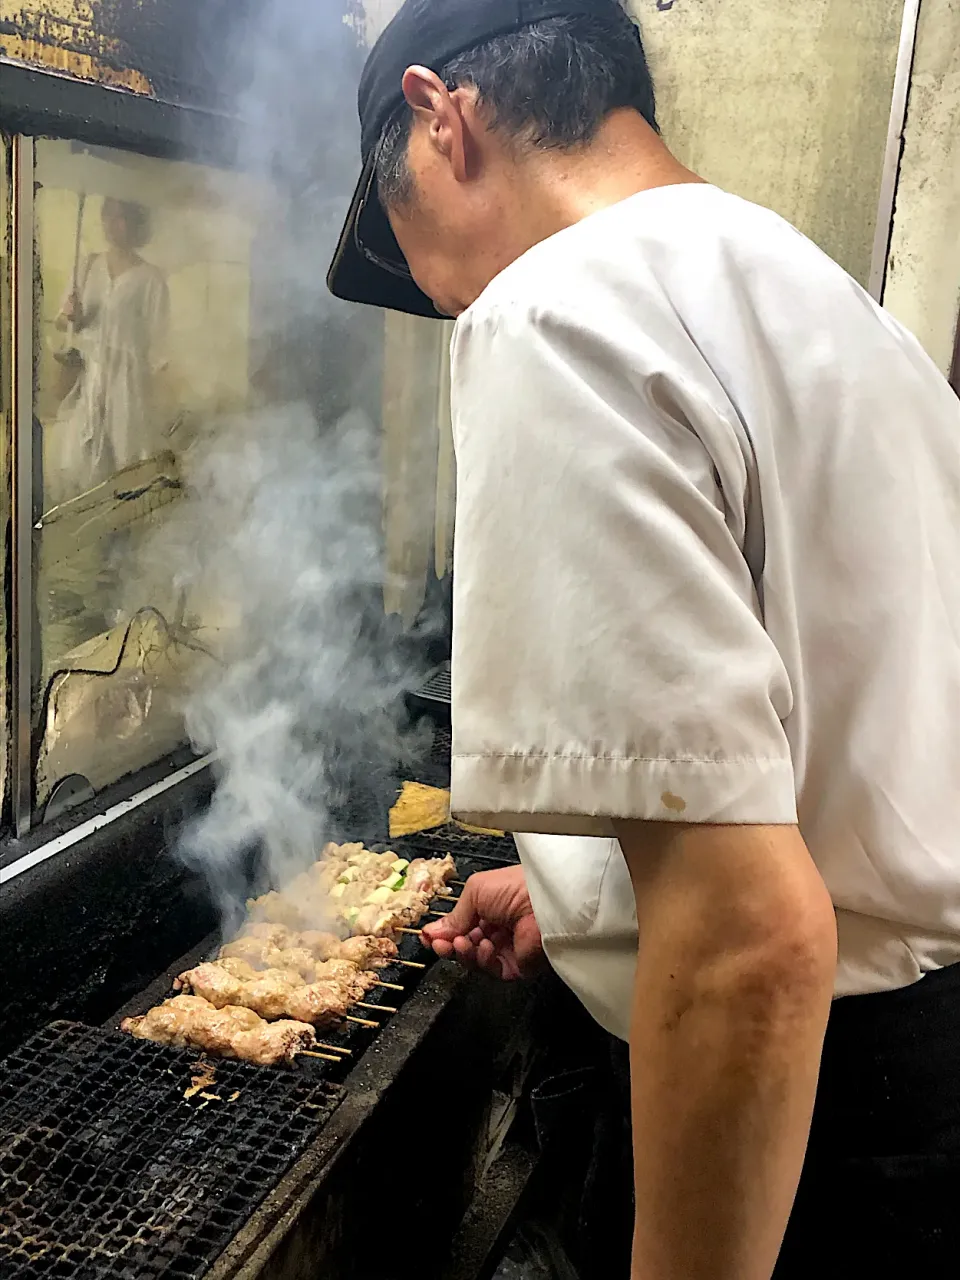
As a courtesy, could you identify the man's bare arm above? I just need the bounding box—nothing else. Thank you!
[616,821,837,1280]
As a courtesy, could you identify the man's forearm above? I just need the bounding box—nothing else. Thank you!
[618,822,836,1280]
[630,944,830,1277]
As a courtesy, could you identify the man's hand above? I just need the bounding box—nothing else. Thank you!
[56,290,82,328]
[618,821,837,1280]
[420,865,544,979]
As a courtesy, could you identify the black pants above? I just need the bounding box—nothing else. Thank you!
[574,963,960,1277]
[774,960,960,1277]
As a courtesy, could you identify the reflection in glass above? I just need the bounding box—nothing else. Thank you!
[50,196,171,503]
[25,133,449,826]
[32,140,258,810]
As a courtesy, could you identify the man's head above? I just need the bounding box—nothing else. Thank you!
[102,197,151,252]
[328,0,669,319]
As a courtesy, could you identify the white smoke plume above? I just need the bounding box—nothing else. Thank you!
[157,1,440,933]
[166,406,431,933]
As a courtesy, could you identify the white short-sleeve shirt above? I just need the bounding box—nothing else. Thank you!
[448,184,960,1040]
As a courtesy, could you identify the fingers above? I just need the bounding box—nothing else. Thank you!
[421,880,481,945]
[419,870,534,982]
[427,925,520,981]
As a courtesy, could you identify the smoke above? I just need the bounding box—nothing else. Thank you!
[160,405,429,933]
[154,1,440,932]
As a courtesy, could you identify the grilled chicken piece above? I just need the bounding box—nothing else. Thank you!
[298,930,343,959]
[221,935,322,981]
[334,935,399,967]
[219,935,274,967]
[226,929,398,969]
[121,995,316,1066]
[244,848,456,939]
[352,891,431,937]
[259,946,319,981]
[312,959,379,1000]
[245,889,306,929]
[176,961,353,1026]
[237,923,291,946]
[405,854,457,896]
[218,956,269,981]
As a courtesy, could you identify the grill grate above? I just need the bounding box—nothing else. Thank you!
[415,662,451,705]
[0,1022,342,1279]
[396,826,517,866]
[0,817,517,1276]
[429,724,451,765]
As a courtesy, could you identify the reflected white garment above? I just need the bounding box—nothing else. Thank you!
[53,254,169,501]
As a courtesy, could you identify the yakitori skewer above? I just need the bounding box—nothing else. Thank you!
[393,959,426,969]
[346,1014,379,1028]
[355,1001,397,1014]
[299,1050,342,1063]
[316,1041,351,1054]
[373,979,404,991]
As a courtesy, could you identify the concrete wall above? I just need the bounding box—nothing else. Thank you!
[882,0,960,375]
[631,0,904,287]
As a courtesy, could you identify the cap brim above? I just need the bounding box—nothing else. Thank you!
[327,152,445,320]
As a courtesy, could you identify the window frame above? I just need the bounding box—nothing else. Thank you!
[1,65,240,844]
[10,134,34,836]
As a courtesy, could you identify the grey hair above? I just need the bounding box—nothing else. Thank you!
[375,8,659,209]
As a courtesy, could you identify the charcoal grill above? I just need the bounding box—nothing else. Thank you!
[0,820,555,1280]
[0,1022,343,1279]
[408,663,452,727]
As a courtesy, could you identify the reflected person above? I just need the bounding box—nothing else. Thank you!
[52,197,170,503]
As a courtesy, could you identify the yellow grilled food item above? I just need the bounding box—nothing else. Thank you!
[454,818,506,838]
[389,781,450,836]
[389,779,505,838]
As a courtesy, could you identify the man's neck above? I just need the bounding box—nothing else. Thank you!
[506,111,704,252]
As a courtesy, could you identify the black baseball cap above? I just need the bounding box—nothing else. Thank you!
[326,0,613,319]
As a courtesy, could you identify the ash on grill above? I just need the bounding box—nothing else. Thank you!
[0,1022,342,1279]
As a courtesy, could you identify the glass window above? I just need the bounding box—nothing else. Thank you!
[31,140,260,813]
[0,137,10,819]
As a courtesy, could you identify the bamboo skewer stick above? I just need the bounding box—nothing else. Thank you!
[355,1001,397,1014]
[426,910,450,918]
[346,1014,379,1028]
[315,1042,351,1054]
[393,959,426,969]
[299,1050,342,1062]
[373,980,404,991]
[394,927,423,936]
[450,880,467,887]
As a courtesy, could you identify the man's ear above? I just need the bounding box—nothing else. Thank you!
[401,64,469,183]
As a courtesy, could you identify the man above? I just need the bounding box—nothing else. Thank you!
[328,1,960,1275]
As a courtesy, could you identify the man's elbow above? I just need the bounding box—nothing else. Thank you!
[728,892,838,1024]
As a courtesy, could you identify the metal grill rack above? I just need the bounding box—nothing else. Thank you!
[399,826,517,868]
[409,662,452,729]
[415,662,451,706]
[0,1022,342,1279]
[0,768,521,1278]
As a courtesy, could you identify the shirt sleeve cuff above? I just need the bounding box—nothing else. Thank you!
[451,751,798,835]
